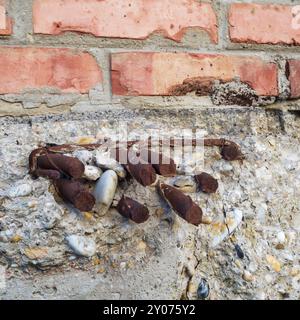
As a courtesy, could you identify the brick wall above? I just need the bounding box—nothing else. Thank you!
[0,0,300,115]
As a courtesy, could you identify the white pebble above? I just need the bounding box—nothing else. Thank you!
[94,170,118,211]
[95,152,126,178]
[66,235,96,257]
[7,183,32,198]
[83,165,102,181]
[277,231,286,244]
[221,163,233,172]
[243,270,254,282]
[73,150,93,164]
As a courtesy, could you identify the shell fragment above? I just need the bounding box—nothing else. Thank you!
[210,209,243,248]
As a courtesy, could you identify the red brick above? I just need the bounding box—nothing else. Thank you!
[33,0,218,43]
[0,0,12,35]
[111,52,278,96]
[0,47,102,94]
[229,3,300,45]
[288,60,300,98]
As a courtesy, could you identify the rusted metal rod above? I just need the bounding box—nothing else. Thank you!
[54,179,95,212]
[125,162,157,187]
[34,168,61,180]
[116,196,149,224]
[37,154,85,179]
[139,149,177,177]
[158,183,203,226]
[31,138,243,158]
[195,172,219,194]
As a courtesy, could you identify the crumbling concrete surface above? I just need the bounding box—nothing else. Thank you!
[0,107,300,300]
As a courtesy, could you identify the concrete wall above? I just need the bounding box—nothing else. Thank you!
[0,1,300,300]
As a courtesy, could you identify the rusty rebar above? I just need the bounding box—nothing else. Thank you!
[29,138,244,170]
[195,172,219,194]
[140,149,177,177]
[116,196,149,224]
[54,179,95,212]
[221,143,245,161]
[126,162,157,187]
[34,168,61,180]
[158,183,203,226]
[37,154,85,179]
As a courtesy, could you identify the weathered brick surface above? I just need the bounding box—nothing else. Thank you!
[0,1,300,109]
[0,47,102,94]
[0,0,12,35]
[33,0,218,43]
[111,53,278,96]
[288,60,300,98]
[229,3,300,45]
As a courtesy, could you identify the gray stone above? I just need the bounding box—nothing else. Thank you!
[66,235,96,257]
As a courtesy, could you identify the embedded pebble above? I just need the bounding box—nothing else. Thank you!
[275,231,286,249]
[0,230,14,242]
[24,247,49,260]
[11,235,22,243]
[137,241,147,251]
[95,151,127,178]
[210,209,243,248]
[201,216,212,225]
[94,170,118,215]
[243,270,254,282]
[66,235,96,257]
[75,136,98,145]
[290,267,300,277]
[83,165,102,181]
[27,200,38,208]
[7,183,32,198]
[41,201,64,229]
[172,176,197,193]
[197,278,210,300]
[266,255,281,272]
[235,244,245,259]
[277,231,286,244]
[73,150,93,164]
[187,283,198,298]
